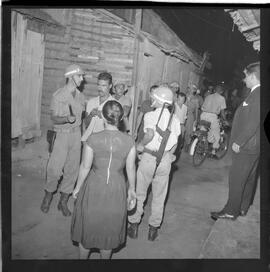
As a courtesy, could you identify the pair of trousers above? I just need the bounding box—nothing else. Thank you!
[200,112,220,149]
[223,152,259,216]
[45,130,81,194]
[128,152,172,227]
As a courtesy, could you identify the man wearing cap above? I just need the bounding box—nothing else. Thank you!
[81,72,115,141]
[40,64,86,216]
[112,82,132,133]
[127,86,181,241]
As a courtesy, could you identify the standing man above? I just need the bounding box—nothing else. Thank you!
[211,62,260,220]
[81,72,115,141]
[41,64,86,216]
[127,86,181,241]
[175,92,187,153]
[112,82,132,133]
[200,84,227,158]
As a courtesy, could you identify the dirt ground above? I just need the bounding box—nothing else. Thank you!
[11,142,235,259]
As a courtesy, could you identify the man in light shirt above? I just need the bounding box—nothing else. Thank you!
[81,72,115,142]
[112,82,132,133]
[175,92,187,152]
[200,84,227,158]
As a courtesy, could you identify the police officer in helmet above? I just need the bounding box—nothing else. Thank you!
[40,64,86,216]
[127,86,181,241]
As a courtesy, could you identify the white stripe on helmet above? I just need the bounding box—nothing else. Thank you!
[152,93,172,104]
[65,68,80,77]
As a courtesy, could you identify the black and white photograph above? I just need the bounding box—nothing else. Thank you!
[3,4,269,267]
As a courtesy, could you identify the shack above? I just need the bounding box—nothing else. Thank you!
[11,8,210,144]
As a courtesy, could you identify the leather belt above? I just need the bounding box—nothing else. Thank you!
[203,111,218,115]
[54,126,80,133]
[143,148,169,158]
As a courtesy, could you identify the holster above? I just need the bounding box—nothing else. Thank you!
[46,130,57,153]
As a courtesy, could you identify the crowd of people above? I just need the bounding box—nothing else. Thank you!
[40,61,260,259]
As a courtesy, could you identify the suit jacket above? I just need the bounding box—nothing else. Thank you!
[230,86,260,155]
[264,110,270,143]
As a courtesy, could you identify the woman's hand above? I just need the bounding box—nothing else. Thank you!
[127,188,136,211]
[169,153,176,163]
[72,188,80,199]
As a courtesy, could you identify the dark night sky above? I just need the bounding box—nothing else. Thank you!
[154,8,259,85]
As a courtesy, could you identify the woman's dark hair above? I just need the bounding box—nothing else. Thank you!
[102,100,124,127]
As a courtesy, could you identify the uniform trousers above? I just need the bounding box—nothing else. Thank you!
[45,130,81,194]
[128,152,172,227]
[223,152,259,216]
[200,112,220,149]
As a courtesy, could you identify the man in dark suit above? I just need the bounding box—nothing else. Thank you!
[211,62,260,220]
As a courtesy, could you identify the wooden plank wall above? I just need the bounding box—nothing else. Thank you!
[40,9,135,130]
[12,12,45,139]
[70,9,135,99]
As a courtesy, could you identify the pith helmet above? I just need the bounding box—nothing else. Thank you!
[151,86,174,105]
[64,64,85,78]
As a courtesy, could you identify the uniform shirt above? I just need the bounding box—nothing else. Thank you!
[50,86,85,130]
[201,92,226,115]
[81,95,115,141]
[174,102,187,124]
[143,107,181,152]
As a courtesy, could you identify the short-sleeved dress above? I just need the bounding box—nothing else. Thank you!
[71,130,134,250]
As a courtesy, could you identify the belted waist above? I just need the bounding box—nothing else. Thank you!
[54,126,81,133]
[202,111,218,115]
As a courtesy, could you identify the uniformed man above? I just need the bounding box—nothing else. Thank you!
[81,72,115,141]
[200,84,227,158]
[40,64,86,216]
[127,86,181,241]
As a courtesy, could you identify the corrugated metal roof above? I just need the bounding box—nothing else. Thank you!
[225,9,260,51]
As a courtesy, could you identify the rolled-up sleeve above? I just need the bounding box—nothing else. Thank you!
[143,112,155,132]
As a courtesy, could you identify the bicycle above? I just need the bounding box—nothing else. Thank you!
[189,119,229,167]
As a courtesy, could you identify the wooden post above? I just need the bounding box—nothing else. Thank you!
[130,9,142,134]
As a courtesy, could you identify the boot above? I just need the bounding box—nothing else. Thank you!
[40,190,54,213]
[148,225,158,241]
[127,223,139,239]
[57,192,72,216]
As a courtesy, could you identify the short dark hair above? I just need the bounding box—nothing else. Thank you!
[98,72,112,84]
[245,62,260,81]
[102,100,124,127]
[178,92,187,103]
[150,85,158,92]
[215,84,224,93]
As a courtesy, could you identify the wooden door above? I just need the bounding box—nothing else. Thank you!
[12,12,45,139]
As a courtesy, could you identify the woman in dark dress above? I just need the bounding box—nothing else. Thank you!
[71,100,136,259]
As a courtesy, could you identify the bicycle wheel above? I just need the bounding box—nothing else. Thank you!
[216,133,229,159]
[192,138,208,166]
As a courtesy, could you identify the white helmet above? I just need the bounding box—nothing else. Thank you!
[151,86,174,106]
[64,64,85,78]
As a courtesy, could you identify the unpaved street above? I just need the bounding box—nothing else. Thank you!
[12,151,231,259]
